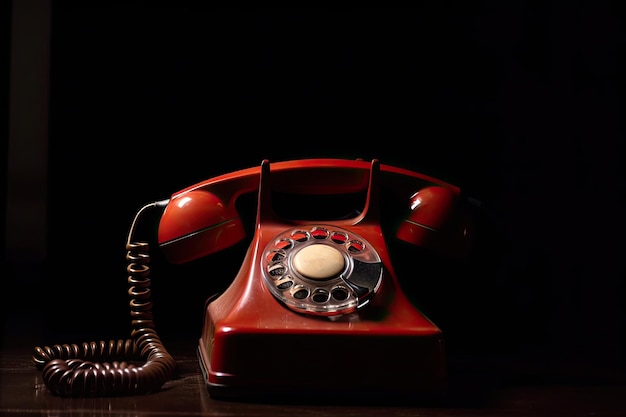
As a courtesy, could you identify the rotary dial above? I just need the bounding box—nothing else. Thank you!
[261,225,383,316]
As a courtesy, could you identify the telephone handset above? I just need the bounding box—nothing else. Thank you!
[33,158,471,401]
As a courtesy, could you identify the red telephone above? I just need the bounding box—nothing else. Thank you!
[33,158,472,401]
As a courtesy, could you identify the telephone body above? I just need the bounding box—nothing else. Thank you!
[33,158,471,401]
[160,158,470,401]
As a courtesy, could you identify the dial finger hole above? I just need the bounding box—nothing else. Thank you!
[290,230,309,242]
[311,289,330,303]
[274,239,293,250]
[267,249,286,263]
[331,286,350,301]
[311,227,329,239]
[291,286,310,300]
[268,263,286,277]
[347,240,365,252]
[276,276,294,290]
[330,232,348,244]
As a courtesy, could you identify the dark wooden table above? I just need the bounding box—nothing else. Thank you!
[2,334,625,417]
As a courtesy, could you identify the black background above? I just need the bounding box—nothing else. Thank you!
[5,4,625,370]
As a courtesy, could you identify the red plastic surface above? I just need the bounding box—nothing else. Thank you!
[396,186,470,259]
[158,190,245,263]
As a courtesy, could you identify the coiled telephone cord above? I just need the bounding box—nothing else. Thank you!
[32,201,176,396]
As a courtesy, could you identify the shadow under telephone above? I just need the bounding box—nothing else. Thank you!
[33,158,473,401]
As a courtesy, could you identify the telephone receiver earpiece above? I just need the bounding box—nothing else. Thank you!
[396,185,471,260]
[158,189,247,264]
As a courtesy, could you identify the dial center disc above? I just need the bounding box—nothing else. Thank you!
[292,244,345,280]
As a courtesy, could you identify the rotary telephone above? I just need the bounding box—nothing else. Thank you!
[33,158,472,401]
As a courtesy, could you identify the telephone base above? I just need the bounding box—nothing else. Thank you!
[197,329,447,403]
[201,371,446,405]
